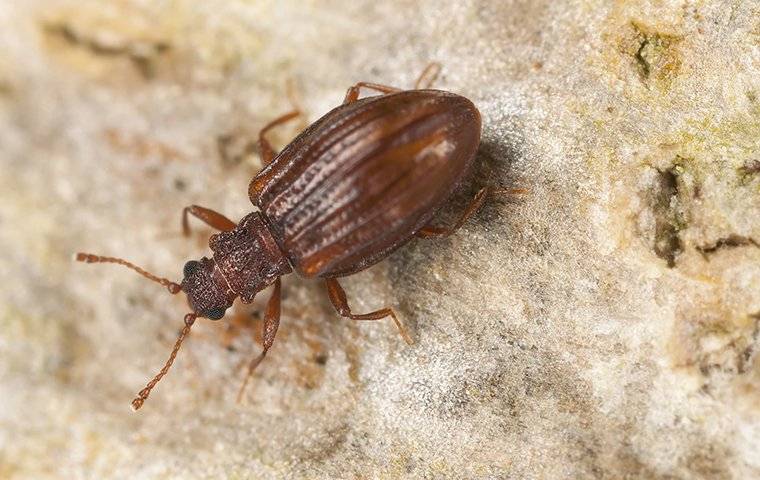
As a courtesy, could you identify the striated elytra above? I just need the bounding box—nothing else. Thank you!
[76,64,501,411]
[251,89,481,278]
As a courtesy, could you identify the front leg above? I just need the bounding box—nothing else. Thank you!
[237,278,282,402]
[324,278,413,345]
[181,205,236,236]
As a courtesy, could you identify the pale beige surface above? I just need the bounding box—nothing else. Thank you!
[1,1,760,479]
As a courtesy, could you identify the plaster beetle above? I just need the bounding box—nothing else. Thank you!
[77,64,517,410]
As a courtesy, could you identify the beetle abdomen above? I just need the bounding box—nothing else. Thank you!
[250,90,481,278]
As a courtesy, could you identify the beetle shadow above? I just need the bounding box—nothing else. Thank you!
[435,136,524,224]
[474,137,523,192]
[383,135,525,332]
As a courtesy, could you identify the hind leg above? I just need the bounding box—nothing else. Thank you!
[416,187,527,238]
[324,278,413,345]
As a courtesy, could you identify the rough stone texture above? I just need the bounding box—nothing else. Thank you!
[1,1,760,478]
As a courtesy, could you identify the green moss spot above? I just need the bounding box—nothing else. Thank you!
[629,22,683,87]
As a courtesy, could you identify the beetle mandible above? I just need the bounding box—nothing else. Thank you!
[77,63,510,410]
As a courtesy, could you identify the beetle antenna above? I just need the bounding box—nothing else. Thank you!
[131,313,197,411]
[75,252,182,294]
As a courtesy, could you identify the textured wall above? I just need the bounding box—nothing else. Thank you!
[1,1,760,478]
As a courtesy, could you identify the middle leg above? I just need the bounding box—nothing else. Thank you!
[342,82,402,105]
[181,205,236,236]
[259,110,302,166]
[414,62,442,89]
[343,63,443,105]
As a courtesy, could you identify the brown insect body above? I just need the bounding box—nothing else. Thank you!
[186,89,480,319]
[77,65,498,410]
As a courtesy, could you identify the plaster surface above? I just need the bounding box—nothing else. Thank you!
[1,1,759,478]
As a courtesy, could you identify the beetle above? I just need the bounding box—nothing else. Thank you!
[77,63,509,410]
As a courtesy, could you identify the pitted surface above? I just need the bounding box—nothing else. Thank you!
[1,1,759,479]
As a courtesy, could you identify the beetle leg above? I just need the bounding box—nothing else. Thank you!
[181,204,237,237]
[259,109,302,166]
[414,62,442,89]
[417,187,489,238]
[237,278,282,402]
[416,187,527,238]
[343,82,402,105]
[324,278,413,345]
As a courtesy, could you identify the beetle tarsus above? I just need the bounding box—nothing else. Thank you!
[236,351,266,404]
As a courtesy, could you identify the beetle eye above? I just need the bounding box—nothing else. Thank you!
[205,307,226,320]
[183,260,201,277]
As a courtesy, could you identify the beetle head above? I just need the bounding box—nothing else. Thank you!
[180,257,235,320]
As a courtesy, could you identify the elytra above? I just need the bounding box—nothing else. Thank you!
[77,63,507,410]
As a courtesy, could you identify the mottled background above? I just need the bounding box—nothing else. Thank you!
[1,1,760,479]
